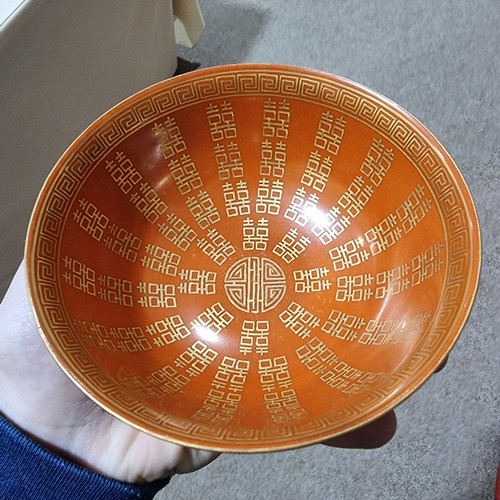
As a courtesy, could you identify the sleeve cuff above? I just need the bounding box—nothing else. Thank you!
[0,415,170,499]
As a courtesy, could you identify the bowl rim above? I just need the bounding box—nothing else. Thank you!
[24,63,482,452]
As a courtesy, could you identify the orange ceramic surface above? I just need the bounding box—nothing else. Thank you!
[25,64,481,452]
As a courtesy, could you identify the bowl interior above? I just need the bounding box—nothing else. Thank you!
[26,65,480,452]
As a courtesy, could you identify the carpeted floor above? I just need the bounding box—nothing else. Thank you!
[156,1,499,499]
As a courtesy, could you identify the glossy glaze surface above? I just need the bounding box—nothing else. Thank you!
[25,65,480,452]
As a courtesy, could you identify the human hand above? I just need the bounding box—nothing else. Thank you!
[0,262,219,484]
[1,261,442,484]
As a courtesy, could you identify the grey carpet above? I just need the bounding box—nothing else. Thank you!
[157,1,499,499]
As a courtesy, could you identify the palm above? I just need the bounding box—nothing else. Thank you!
[0,263,219,483]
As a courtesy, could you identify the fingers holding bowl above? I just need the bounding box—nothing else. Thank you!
[321,410,398,449]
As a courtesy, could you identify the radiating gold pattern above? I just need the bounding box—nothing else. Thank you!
[26,65,480,452]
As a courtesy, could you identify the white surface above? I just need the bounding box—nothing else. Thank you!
[0,0,24,25]
[0,0,203,296]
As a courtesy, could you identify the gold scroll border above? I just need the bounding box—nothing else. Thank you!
[27,66,479,450]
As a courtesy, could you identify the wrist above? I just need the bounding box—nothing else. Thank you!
[0,414,171,499]
[0,403,89,473]
[0,387,113,481]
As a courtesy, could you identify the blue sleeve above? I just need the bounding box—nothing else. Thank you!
[0,415,170,499]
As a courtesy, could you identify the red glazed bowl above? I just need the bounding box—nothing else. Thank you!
[25,64,481,452]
